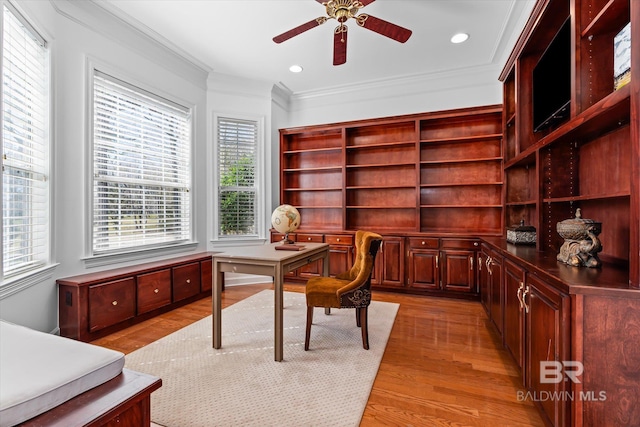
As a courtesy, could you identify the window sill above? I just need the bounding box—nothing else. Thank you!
[82,241,200,269]
[0,264,60,299]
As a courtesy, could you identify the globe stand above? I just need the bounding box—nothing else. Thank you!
[283,232,295,245]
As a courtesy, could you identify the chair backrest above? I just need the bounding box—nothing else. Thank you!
[336,231,382,308]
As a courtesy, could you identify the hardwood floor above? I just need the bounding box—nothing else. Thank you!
[91,283,544,426]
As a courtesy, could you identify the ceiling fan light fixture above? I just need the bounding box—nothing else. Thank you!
[451,33,469,44]
[289,65,303,73]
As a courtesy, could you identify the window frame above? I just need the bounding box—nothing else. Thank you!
[212,112,265,243]
[86,61,196,263]
[1,1,53,287]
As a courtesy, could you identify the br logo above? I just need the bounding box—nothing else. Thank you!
[540,361,584,384]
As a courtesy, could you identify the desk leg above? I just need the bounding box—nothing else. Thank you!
[323,251,331,316]
[274,264,283,362]
[213,261,223,349]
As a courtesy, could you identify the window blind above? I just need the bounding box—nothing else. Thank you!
[92,71,191,253]
[217,117,257,237]
[2,5,49,277]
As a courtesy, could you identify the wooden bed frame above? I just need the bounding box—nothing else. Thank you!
[18,369,161,427]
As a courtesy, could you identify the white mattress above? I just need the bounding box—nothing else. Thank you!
[0,320,125,426]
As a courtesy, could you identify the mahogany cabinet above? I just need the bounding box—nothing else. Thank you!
[503,258,526,373]
[407,237,439,290]
[525,272,571,427]
[58,253,213,342]
[373,235,405,288]
[277,105,500,298]
[481,238,638,427]
[500,0,639,288]
[479,243,504,334]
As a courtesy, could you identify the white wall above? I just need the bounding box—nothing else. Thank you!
[0,0,209,332]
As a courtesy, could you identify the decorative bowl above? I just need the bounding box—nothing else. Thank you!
[556,208,601,241]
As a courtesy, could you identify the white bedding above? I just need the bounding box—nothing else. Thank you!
[0,320,125,426]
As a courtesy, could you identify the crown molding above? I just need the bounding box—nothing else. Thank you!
[49,0,210,89]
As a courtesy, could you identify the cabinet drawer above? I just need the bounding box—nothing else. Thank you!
[89,277,136,332]
[296,233,323,243]
[172,262,201,302]
[408,237,439,249]
[325,234,353,246]
[271,232,295,243]
[441,238,480,250]
[137,269,171,315]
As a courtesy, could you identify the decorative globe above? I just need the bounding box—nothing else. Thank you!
[271,205,301,242]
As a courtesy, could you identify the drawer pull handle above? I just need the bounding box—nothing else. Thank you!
[421,241,425,245]
[112,301,118,306]
[186,279,191,284]
[336,238,340,242]
[474,242,479,247]
[154,288,159,294]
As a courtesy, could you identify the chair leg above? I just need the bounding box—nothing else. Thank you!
[355,308,361,327]
[305,306,314,351]
[360,307,369,350]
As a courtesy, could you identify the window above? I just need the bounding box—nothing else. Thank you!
[92,71,191,254]
[1,4,49,279]
[216,117,259,238]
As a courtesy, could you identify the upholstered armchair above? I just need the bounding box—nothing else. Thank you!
[304,230,383,350]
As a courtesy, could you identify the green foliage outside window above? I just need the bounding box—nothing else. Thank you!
[219,156,256,235]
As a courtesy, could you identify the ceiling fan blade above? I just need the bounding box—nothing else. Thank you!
[333,25,348,66]
[273,18,327,43]
[360,0,376,5]
[357,14,412,43]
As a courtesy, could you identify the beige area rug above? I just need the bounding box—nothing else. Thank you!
[125,289,399,427]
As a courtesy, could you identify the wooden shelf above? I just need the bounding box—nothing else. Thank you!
[420,133,502,144]
[504,84,630,169]
[420,156,501,165]
[580,0,629,37]
[283,146,342,155]
[421,182,503,187]
[346,162,415,169]
[543,192,630,203]
[284,187,342,192]
[346,141,415,149]
[346,185,415,190]
[506,200,537,206]
[283,166,342,172]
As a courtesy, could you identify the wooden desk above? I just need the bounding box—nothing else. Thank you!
[212,242,330,361]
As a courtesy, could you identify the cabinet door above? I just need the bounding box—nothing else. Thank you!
[408,249,439,289]
[374,236,405,288]
[489,252,503,335]
[172,262,201,302]
[503,258,525,375]
[326,234,353,277]
[526,273,570,427]
[137,269,171,315]
[479,246,491,316]
[441,249,476,292]
[89,277,136,332]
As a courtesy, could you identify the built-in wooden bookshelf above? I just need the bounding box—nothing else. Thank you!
[501,0,638,282]
[492,0,640,425]
[279,105,503,236]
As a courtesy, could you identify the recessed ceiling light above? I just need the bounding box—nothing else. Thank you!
[451,33,469,44]
[289,65,303,73]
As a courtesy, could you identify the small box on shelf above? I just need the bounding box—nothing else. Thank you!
[613,22,631,90]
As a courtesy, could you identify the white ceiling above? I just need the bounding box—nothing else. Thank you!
[98,0,535,95]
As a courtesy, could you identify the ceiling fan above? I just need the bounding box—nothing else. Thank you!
[273,0,412,66]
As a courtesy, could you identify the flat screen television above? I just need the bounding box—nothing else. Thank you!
[532,18,571,133]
